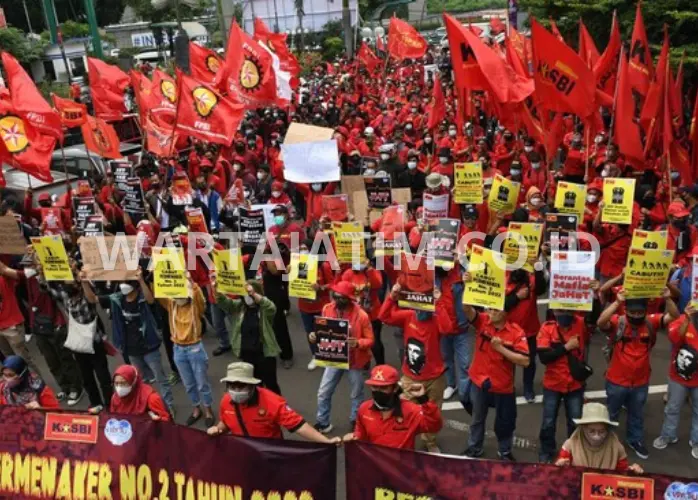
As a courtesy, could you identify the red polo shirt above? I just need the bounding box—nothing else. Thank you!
[0,275,25,330]
[667,317,698,388]
[537,317,588,393]
[604,314,663,387]
[468,313,529,394]
[218,388,305,438]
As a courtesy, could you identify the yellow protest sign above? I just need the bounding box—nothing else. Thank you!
[631,230,668,250]
[152,247,189,299]
[502,222,543,271]
[487,174,521,215]
[289,253,318,300]
[31,236,74,281]
[463,245,506,310]
[554,181,586,221]
[213,248,246,295]
[332,222,365,264]
[454,162,483,204]
[623,248,674,299]
[602,178,636,225]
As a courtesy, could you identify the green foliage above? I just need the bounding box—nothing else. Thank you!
[2,0,125,34]
[299,51,323,76]
[38,81,70,100]
[123,0,206,24]
[60,20,90,39]
[0,27,47,64]
[322,20,343,39]
[426,0,506,15]
[322,37,345,61]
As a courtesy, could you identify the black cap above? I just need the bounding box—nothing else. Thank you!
[625,299,648,312]
[271,204,289,214]
[463,204,478,219]
[679,184,698,198]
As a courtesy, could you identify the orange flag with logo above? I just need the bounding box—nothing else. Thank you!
[51,93,87,128]
[387,17,427,61]
[150,69,177,127]
[144,117,177,157]
[253,17,300,79]
[189,42,222,85]
[81,115,122,160]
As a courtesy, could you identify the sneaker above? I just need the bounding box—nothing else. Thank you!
[56,392,66,402]
[307,359,317,371]
[212,346,231,357]
[167,372,181,386]
[628,441,649,459]
[314,422,333,434]
[67,390,84,407]
[443,386,456,400]
[497,451,516,462]
[463,446,483,458]
[282,359,294,370]
[652,436,678,450]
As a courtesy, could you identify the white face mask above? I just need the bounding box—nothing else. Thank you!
[601,170,610,178]
[587,194,598,203]
[312,183,322,192]
[405,124,413,130]
[498,126,505,131]
[448,129,457,137]
[531,162,540,170]
[364,169,376,177]
[671,171,680,180]
[244,295,255,306]
[595,136,603,144]
[524,146,533,153]
[243,190,251,198]
[257,172,265,180]
[407,161,417,170]
[271,191,281,198]
[233,164,242,172]
[229,388,251,404]
[115,385,132,398]
[24,268,37,279]
[439,157,448,164]
[465,130,473,136]
[511,169,521,176]
[380,153,390,161]
[424,138,432,144]
[411,108,418,113]
[530,197,542,206]
[119,283,134,296]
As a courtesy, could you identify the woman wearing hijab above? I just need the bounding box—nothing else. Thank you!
[555,402,643,473]
[0,356,59,410]
[110,365,171,421]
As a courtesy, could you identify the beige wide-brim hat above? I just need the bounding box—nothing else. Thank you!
[220,362,261,385]
[573,402,618,426]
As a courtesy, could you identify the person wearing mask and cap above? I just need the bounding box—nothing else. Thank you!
[677,184,698,225]
[110,365,171,421]
[583,179,603,230]
[254,164,274,203]
[562,133,586,184]
[665,201,698,266]
[296,182,337,228]
[452,123,476,162]
[343,364,443,449]
[194,173,223,232]
[207,362,341,443]
[395,149,426,198]
[0,355,59,409]
[269,205,304,251]
[358,127,382,156]
[267,181,292,209]
[309,281,374,434]
[597,289,680,459]
[432,147,454,177]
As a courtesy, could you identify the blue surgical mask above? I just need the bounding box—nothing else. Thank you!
[274,215,286,226]
[416,310,433,321]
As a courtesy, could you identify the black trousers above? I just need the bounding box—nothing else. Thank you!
[35,326,82,394]
[73,341,113,407]
[371,320,385,366]
[156,303,179,375]
[241,350,281,395]
[272,307,294,361]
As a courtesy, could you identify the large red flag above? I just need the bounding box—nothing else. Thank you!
[87,57,129,121]
[387,17,427,61]
[426,74,446,130]
[51,93,87,128]
[672,52,685,129]
[143,117,177,157]
[81,115,122,159]
[150,69,177,127]
[215,22,278,108]
[549,19,564,42]
[189,42,222,85]
[357,42,382,71]
[690,94,698,177]
[444,15,490,92]
[593,12,621,96]
[175,70,244,146]
[508,27,528,70]
[614,49,645,166]
[504,35,528,79]
[129,69,152,125]
[578,20,600,68]
[1,52,63,142]
[541,111,566,161]
[628,2,653,98]
[531,18,596,118]
[640,29,669,146]
[253,17,300,78]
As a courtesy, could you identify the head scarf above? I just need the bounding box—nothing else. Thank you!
[564,426,626,470]
[109,365,155,415]
[1,356,45,406]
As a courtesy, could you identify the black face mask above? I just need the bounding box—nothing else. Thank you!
[639,196,656,209]
[673,219,688,230]
[335,297,350,309]
[627,315,646,326]
[372,391,398,410]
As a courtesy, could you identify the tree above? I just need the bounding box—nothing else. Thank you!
[2,0,125,34]
[123,0,207,24]
[0,27,47,64]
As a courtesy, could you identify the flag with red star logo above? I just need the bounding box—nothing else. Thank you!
[87,57,129,121]
[175,70,244,146]
[81,115,122,160]
[189,42,223,85]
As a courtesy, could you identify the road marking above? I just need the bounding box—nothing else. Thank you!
[441,384,668,412]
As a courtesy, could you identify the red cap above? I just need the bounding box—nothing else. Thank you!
[330,281,355,298]
[271,181,284,191]
[365,365,399,387]
[588,178,603,194]
[667,201,690,218]
[37,193,51,202]
[200,158,213,168]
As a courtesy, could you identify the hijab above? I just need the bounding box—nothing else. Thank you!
[563,426,626,470]
[1,356,45,406]
[109,365,154,415]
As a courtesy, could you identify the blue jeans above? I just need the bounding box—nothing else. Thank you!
[316,367,367,426]
[468,383,516,454]
[211,302,230,349]
[129,348,174,409]
[300,311,318,355]
[440,332,474,400]
[538,388,584,460]
[174,342,213,407]
[660,379,698,444]
[605,381,649,444]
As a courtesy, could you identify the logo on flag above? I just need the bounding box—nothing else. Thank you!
[0,115,29,153]
[192,87,218,118]
[240,58,262,91]
[537,61,578,96]
[160,80,177,104]
[206,55,220,74]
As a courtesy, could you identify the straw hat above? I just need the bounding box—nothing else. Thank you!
[573,402,618,426]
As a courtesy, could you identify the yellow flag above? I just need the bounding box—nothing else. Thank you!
[31,236,74,281]
[463,245,506,310]
[487,174,521,215]
[153,247,189,299]
[502,222,543,271]
[554,181,586,221]
[624,248,674,299]
[213,248,246,295]
[631,230,668,250]
[333,222,365,264]
[289,252,319,300]
[602,178,636,224]
[454,162,483,204]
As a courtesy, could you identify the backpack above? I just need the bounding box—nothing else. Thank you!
[603,316,656,362]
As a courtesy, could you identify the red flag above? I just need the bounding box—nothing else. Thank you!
[325,62,336,75]
[515,101,545,146]
[508,27,527,69]
[253,18,300,78]
[444,14,532,105]
[614,49,645,165]
[628,2,653,98]
[593,11,621,96]
[175,70,244,146]
[189,42,222,84]
[541,111,566,161]
[427,74,446,130]
[143,117,177,157]
[81,115,122,159]
[51,93,87,128]
[376,35,385,52]
[215,22,278,108]
[387,17,427,61]
[87,57,129,121]
[640,29,669,145]
[150,69,177,127]
[357,42,382,71]
[549,19,564,42]
[129,69,152,125]
[530,18,596,118]
[690,94,698,177]
[1,52,63,141]
[489,17,506,36]
[578,20,600,68]
[504,35,528,79]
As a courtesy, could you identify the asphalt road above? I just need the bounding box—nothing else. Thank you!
[27,300,697,498]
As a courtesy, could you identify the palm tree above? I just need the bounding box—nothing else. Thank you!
[294,0,305,50]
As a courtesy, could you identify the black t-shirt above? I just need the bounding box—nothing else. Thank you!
[240,306,262,355]
[122,298,149,356]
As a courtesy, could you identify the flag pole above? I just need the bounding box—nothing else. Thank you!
[606,24,623,147]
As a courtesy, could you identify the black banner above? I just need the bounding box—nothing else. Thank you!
[72,197,96,231]
[111,161,133,192]
[364,176,392,209]
[122,177,146,215]
[426,218,460,269]
[83,215,104,236]
[239,207,266,247]
[313,316,349,369]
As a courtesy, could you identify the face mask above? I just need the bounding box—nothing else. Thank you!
[583,427,608,448]
[244,295,256,306]
[411,108,418,113]
[335,297,350,309]
[229,389,251,404]
[405,124,413,130]
[672,219,688,230]
[247,141,256,148]
[449,129,457,137]
[465,130,473,137]
[119,283,134,296]
[243,190,251,198]
[627,315,645,326]
[233,164,242,171]
[380,153,390,161]
[556,313,575,328]
[498,126,505,132]
[439,157,448,165]
[272,191,281,198]
[312,183,323,192]
[274,215,286,226]
[531,162,540,170]
[424,138,432,144]
[352,263,366,272]
[524,146,533,153]
[601,169,610,178]
[671,171,680,180]
[364,169,376,177]
[407,161,417,170]
[115,385,132,398]
[587,194,598,203]
[595,136,603,144]
[257,172,265,180]
[372,391,397,410]
[530,197,542,206]
[511,169,521,176]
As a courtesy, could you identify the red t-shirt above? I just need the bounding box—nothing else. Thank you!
[537,317,588,393]
[354,398,442,449]
[340,268,383,321]
[667,317,698,388]
[0,275,25,330]
[604,314,663,387]
[218,388,304,438]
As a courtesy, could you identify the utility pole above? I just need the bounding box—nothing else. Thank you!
[272,0,280,32]
[83,0,103,58]
[342,0,352,56]
[41,0,58,43]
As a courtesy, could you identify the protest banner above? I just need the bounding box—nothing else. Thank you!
[313,317,349,369]
[250,204,277,230]
[602,178,636,225]
[454,162,483,204]
[122,177,146,214]
[0,406,336,499]
[374,205,406,258]
[0,215,28,255]
[545,213,578,249]
[692,255,698,309]
[549,251,596,311]
[631,229,668,250]
[488,174,521,215]
[110,161,132,191]
[288,252,318,300]
[185,207,208,233]
[152,247,189,298]
[624,248,674,299]
[426,219,460,269]
[502,222,543,271]
[398,253,435,311]
[463,245,506,310]
[225,178,244,204]
[423,193,449,220]
[79,236,139,281]
[581,473,655,500]
[31,235,74,281]
[321,194,349,223]
[281,140,341,183]
[73,197,96,230]
[83,215,104,236]
[364,176,392,209]
[171,176,194,205]
[212,248,246,295]
[76,180,91,197]
[333,222,365,264]
[554,181,587,221]
[239,207,267,247]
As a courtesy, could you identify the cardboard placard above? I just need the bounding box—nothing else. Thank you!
[288,253,318,300]
[111,161,132,192]
[454,162,483,204]
[397,253,435,311]
[488,174,521,215]
[623,248,674,299]
[185,207,208,233]
[463,245,506,310]
[631,230,668,250]
[79,236,140,281]
[0,216,28,255]
[73,197,96,230]
[153,247,189,299]
[239,207,267,247]
[364,176,392,209]
[213,248,246,295]
[426,219,460,269]
[554,181,587,222]
[122,177,146,214]
[283,123,335,144]
[502,222,543,271]
[332,222,365,264]
[602,178,636,225]
[83,215,104,237]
